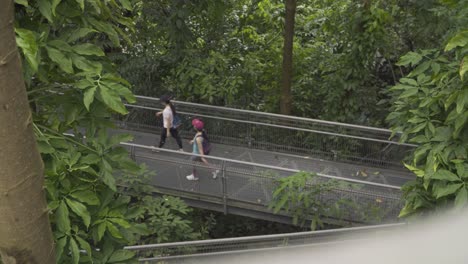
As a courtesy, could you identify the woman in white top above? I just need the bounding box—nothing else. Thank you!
[156,95,183,150]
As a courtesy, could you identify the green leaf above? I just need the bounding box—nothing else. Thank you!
[55,236,67,262]
[15,28,38,72]
[83,87,97,111]
[399,78,418,86]
[97,85,128,114]
[431,62,441,74]
[414,145,431,164]
[118,0,132,10]
[399,87,419,98]
[108,250,135,263]
[273,194,289,213]
[87,18,120,46]
[81,153,101,164]
[48,39,73,52]
[71,55,102,74]
[14,0,28,6]
[46,47,73,74]
[403,163,425,177]
[101,170,117,191]
[76,236,92,259]
[396,52,422,67]
[455,187,468,208]
[106,222,123,239]
[433,183,463,199]
[432,126,452,141]
[51,0,62,15]
[455,90,468,114]
[75,78,94,90]
[432,169,460,182]
[108,217,131,228]
[70,190,100,205]
[68,28,97,42]
[456,163,465,178]
[73,43,105,56]
[398,203,413,218]
[102,81,135,103]
[65,198,91,228]
[37,141,55,154]
[409,61,431,77]
[409,122,426,134]
[75,0,84,10]
[96,222,107,241]
[409,135,428,144]
[460,56,468,80]
[69,238,80,264]
[445,30,468,51]
[56,201,71,233]
[37,0,53,22]
[454,113,467,138]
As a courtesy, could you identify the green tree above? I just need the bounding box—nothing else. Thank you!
[12,0,144,263]
[387,1,468,217]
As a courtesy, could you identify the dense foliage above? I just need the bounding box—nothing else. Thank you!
[117,0,463,126]
[14,0,203,263]
[387,1,468,217]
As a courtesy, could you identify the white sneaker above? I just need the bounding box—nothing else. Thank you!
[178,149,184,152]
[186,174,199,181]
[212,170,220,179]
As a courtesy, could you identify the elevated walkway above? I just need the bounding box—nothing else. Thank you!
[114,95,414,225]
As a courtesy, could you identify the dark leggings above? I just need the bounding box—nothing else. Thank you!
[158,128,183,149]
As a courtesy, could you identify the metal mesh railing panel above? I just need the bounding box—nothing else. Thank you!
[123,143,402,226]
[119,96,416,172]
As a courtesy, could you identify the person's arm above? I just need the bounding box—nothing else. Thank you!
[196,137,208,164]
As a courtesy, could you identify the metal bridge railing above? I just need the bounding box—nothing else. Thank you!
[120,95,416,171]
[124,223,405,263]
[121,142,403,226]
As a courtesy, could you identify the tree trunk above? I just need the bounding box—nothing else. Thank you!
[279,0,296,115]
[0,1,56,263]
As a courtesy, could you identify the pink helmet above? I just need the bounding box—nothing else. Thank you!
[192,118,204,130]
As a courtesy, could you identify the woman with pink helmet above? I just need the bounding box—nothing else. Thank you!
[186,118,219,181]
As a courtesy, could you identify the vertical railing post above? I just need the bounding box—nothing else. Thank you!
[130,145,136,161]
[221,160,228,215]
[244,112,251,149]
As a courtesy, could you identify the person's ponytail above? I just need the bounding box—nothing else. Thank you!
[168,101,177,116]
[202,130,209,141]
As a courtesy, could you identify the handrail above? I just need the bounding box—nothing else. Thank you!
[124,222,405,250]
[120,142,402,190]
[124,104,417,147]
[134,95,399,134]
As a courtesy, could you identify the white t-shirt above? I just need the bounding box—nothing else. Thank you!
[162,107,173,128]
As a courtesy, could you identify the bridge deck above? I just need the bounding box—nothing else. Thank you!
[121,129,414,186]
[115,129,406,225]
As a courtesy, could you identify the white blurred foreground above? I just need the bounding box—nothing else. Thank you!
[193,210,468,264]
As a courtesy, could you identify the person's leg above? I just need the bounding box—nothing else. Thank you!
[205,154,220,179]
[187,156,201,180]
[170,128,183,150]
[158,128,167,148]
